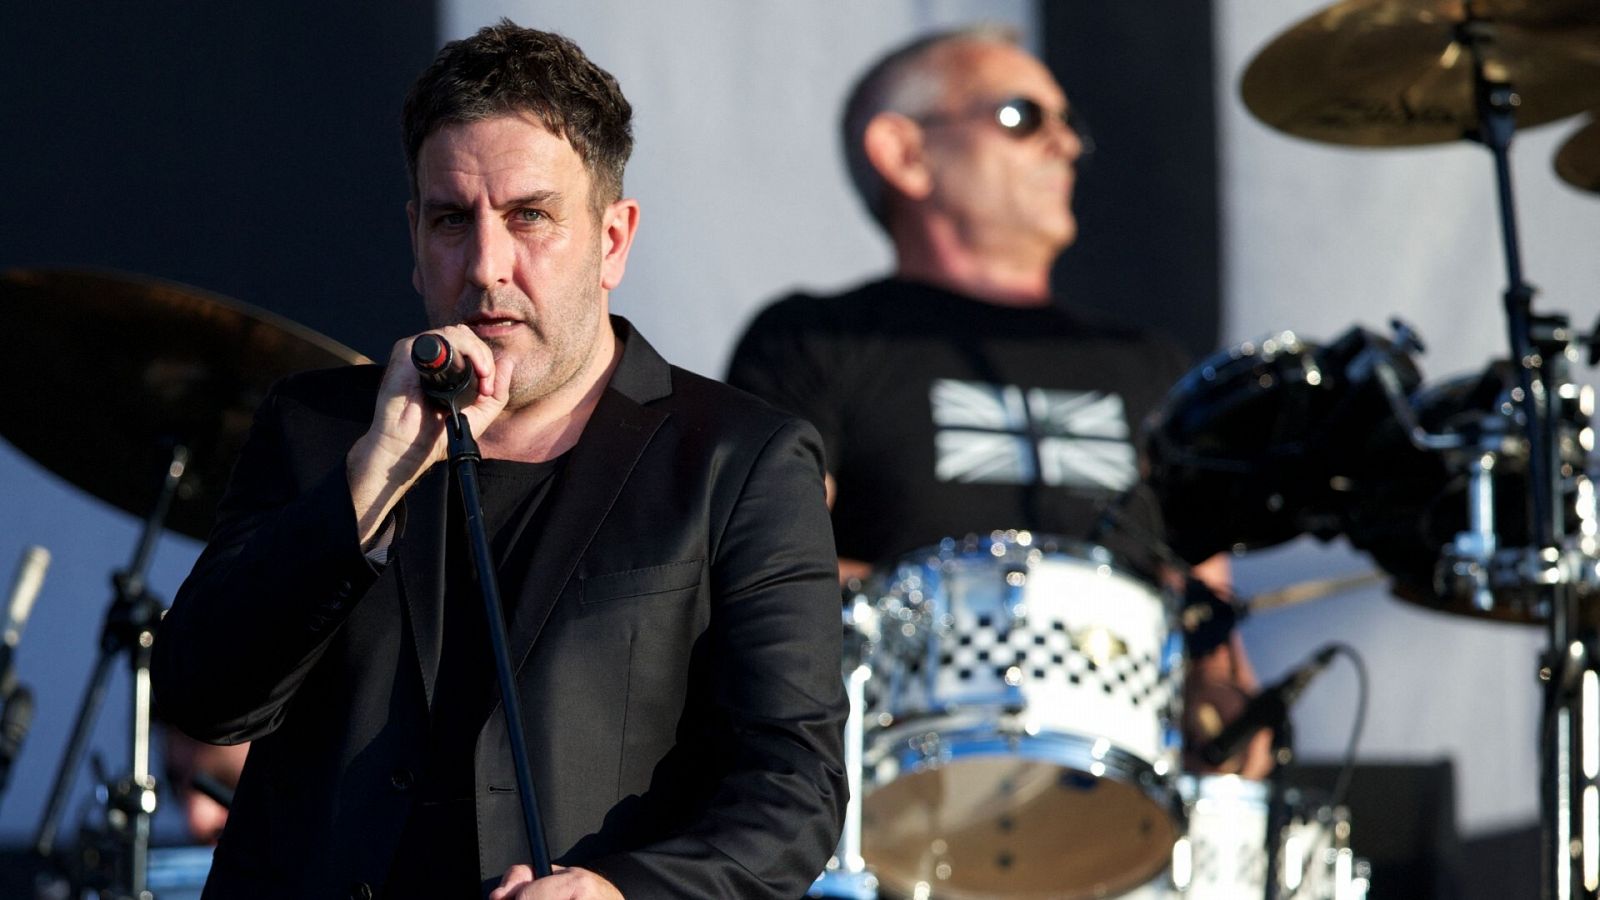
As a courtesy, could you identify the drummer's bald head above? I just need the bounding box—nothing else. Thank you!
[843,24,1023,229]
[402,20,633,217]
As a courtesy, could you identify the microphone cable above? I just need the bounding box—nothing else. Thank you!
[1320,640,1369,813]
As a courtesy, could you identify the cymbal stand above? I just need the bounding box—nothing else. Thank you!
[32,443,188,900]
[1458,20,1594,900]
[809,652,877,899]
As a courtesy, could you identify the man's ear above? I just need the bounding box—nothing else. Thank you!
[599,198,641,291]
[863,112,933,201]
[406,200,422,294]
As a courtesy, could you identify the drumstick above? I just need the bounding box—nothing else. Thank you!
[1242,571,1387,615]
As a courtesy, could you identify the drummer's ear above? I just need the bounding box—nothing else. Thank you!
[864,112,933,202]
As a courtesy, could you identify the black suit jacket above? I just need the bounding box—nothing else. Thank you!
[153,318,848,899]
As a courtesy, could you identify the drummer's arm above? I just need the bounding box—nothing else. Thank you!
[826,473,874,583]
[1189,553,1258,690]
[1188,552,1274,779]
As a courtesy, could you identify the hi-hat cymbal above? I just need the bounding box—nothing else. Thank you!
[2,268,370,541]
[1241,0,1600,146]
[1556,116,1600,191]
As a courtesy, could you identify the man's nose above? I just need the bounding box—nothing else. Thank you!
[1046,113,1087,162]
[465,220,514,288]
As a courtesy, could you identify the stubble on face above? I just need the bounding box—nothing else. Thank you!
[465,238,605,412]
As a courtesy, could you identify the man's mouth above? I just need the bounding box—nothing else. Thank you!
[465,313,525,337]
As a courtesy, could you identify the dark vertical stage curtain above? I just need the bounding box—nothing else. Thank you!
[0,0,439,361]
[1041,3,1223,364]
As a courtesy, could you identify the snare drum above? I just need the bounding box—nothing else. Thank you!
[856,532,1183,900]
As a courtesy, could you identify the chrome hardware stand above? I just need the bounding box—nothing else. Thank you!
[33,444,187,900]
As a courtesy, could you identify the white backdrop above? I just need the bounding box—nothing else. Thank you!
[441,0,1037,378]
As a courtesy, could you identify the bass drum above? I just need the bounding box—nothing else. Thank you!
[856,532,1183,900]
[1146,328,1423,565]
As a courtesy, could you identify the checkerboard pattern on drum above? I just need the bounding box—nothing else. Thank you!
[936,612,1173,709]
[1188,834,1267,894]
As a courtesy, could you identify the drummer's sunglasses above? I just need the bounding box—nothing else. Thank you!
[917,96,1096,157]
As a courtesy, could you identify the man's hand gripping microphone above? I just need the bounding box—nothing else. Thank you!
[410,333,479,410]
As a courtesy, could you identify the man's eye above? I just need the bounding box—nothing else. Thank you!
[436,212,468,227]
[516,208,544,222]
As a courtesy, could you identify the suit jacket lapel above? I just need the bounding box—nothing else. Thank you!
[396,463,449,708]
[503,387,666,671]
[503,316,673,671]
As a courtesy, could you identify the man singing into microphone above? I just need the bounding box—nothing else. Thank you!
[153,21,847,900]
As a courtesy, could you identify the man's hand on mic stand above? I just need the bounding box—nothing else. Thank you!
[490,864,623,900]
[347,325,514,547]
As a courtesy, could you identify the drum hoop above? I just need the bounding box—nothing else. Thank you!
[1179,772,1273,806]
[806,868,879,900]
[865,723,1184,823]
[886,533,1163,593]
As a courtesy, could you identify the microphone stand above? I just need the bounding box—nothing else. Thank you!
[438,395,553,879]
[34,442,187,900]
[1263,720,1294,900]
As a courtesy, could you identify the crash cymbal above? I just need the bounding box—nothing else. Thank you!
[1556,115,1600,191]
[1241,0,1600,146]
[2,268,369,541]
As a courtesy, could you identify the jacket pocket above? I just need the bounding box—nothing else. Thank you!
[578,558,704,606]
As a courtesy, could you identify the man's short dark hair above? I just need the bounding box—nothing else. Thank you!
[402,20,633,216]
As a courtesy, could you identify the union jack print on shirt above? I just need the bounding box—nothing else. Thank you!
[930,378,1137,490]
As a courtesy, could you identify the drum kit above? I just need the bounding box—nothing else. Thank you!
[0,268,369,898]
[817,0,1600,898]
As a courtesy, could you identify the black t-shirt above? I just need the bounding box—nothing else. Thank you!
[726,277,1188,575]
[385,456,563,898]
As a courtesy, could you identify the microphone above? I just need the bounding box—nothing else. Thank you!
[410,333,478,404]
[0,546,49,698]
[1197,644,1338,767]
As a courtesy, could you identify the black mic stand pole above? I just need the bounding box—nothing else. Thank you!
[440,399,553,878]
[33,442,188,900]
[1262,718,1294,900]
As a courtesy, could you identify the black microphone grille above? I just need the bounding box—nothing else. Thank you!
[411,334,450,373]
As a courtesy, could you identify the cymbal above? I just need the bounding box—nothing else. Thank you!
[1,268,369,541]
[1556,115,1600,192]
[1241,0,1600,146]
